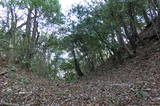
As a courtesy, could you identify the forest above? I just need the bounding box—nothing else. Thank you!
[0,0,160,105]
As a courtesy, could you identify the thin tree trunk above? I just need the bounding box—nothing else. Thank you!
[7,6,17,63]
[116,27,134,57]
[72,47,84,77]
[25,8,32,70]
[29,8,38,60]
[76,38,95,72]
[128,2,140,54]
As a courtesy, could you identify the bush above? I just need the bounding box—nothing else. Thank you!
[64,71,76,82]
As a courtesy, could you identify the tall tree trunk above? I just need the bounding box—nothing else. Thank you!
[116,28,125,45]
[128,2,141,54]
[32,8,38,43]
[121,20,136,54]
[116,27,134,57]
[7,6,17,63]
[76,38,95,72]
[25,8,32,70]
[72,47,84,77]
[29,8,38,60]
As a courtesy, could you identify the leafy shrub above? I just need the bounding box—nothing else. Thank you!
[64,71,76,82]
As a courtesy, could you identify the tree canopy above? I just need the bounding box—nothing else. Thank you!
[0,0,160,80]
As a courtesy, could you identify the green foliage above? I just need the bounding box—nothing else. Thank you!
[0,0,63,80]
[0,1,4,6]
[0,30,10,51]
[7,65,17,71]
[64,71,76,82]
[0,0,158,80]
[115,96,120,105]
[8,71,17,79]
[17,77,31,85]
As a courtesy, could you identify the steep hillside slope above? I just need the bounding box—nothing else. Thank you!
[0,17,160,105]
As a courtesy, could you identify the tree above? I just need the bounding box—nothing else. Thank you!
[0,0,62,70]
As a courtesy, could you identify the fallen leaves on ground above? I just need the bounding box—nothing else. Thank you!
[0,41,160,106]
